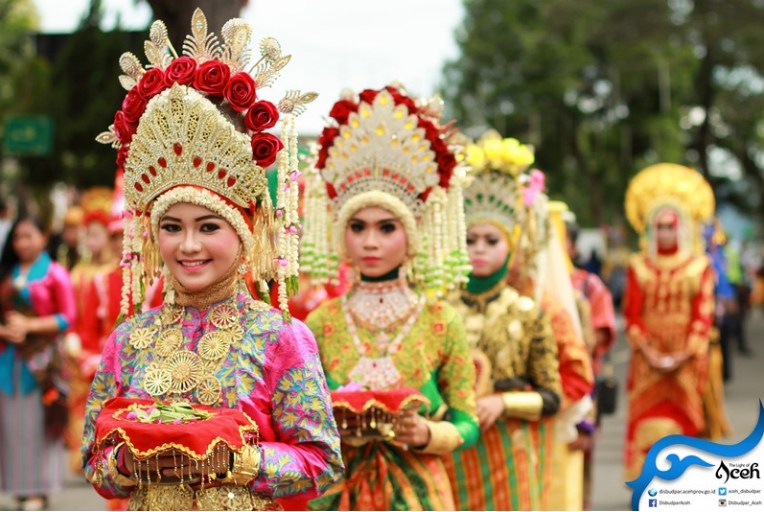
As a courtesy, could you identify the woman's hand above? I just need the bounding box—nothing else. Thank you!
[5,312,31,337]
[122,447,231,483]
[393,409,430,449]
[638,342,667,371]
[476,395,505,431]
[0,322,25,344]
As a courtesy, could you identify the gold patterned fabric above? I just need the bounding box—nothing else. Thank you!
[454,285,561,394]
[445,283,561,511]
[623,251,714,480]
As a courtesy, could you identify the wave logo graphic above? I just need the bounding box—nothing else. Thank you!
[627,400,764,511]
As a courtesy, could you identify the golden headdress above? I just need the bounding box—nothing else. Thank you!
[80,186,114,227]
[301,84,470,295]
[462,131,534,247]
[97,8,316,317]
[625,163,714,252]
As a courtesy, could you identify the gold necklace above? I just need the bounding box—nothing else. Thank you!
[342,291,425,390]
[346,280,420,341]
[130,296,244,406]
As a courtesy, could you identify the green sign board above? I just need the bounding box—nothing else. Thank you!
[3,116,53,156]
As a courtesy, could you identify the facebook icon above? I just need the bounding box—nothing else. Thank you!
[649,498,658,508]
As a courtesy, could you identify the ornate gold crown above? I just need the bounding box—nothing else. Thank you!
[302,84,471,294]
[97,8,317,317]
[463,132,534,243]
[625,163,715,234]
[80,186,114,225]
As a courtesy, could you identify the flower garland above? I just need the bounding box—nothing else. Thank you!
[314,85,458,192]
[114,57,283,173]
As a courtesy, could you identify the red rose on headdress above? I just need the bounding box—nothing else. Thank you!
[385,86,417,113]
[166,56,197,85]
[137,68,168,99]
[315,126,339,169]
[315,148,329,170]
[418,119,440,142]
[329,100,358,125]
[318,126,339,147]
[113,111,137,144]
[358,89,378,105]
[225,71,257,112]
[194,60,231,97]
[116,145,129,167]
[121,89,147,123]
[429,135,447,155]
[244,100,279,132]
[251,133,284,168]
[437,152,456,188]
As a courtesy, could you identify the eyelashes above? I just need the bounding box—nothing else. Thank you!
[159,223,222,233]
[466,237,501,246]
[347,222,397,234]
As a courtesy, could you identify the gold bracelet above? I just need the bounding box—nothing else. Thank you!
[412,420,464,454]
[501,391,544,421]
[222,445,261,485]
[107,443,137,487]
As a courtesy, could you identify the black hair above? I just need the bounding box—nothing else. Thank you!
[0,215,48,283]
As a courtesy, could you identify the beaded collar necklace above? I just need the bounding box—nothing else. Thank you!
[342,277,425,389]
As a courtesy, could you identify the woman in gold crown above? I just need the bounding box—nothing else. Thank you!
[300,84,479,510]
[81,9,342,510]
[443,133,562,510]
[622,163,715,480]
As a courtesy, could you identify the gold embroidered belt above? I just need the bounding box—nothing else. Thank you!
[127,483,277,511]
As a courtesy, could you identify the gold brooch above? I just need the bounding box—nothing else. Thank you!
[197,377,222,406]
[166,351,203,394]
[155,328,184,357]
[129,327,154,350]
[144,363,172,396]
[198,331,234,362]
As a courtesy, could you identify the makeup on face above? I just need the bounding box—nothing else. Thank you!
[466,222,510,278]
[344,206,408,279]
[158,203,242,293]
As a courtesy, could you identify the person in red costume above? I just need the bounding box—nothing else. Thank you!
[622,163,715,481]
[65,188,118,475]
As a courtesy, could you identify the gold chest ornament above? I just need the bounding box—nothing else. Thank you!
[129,299,244,406]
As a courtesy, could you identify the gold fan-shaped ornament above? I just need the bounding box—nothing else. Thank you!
[625,163,715,234]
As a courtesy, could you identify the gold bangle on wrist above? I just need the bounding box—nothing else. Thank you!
[223,445,261,485]
[412,420,464,454]
[501,391,544,421]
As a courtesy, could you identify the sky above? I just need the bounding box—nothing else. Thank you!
[32,0,466,134]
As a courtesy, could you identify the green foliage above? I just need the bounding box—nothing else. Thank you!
[443,0,764,225]
[41,1,145,188]
[0,0,39,140]
[1,0,146,191]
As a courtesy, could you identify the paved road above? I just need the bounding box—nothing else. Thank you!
[2,313,762,511]
[590,312,763,511]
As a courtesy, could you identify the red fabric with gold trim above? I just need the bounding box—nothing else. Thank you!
[330,387,429,414]
[94,397,258,460]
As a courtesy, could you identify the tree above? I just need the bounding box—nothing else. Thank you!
[30,0,145,188]
[144,0,247,49]
[443,0,764,226]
